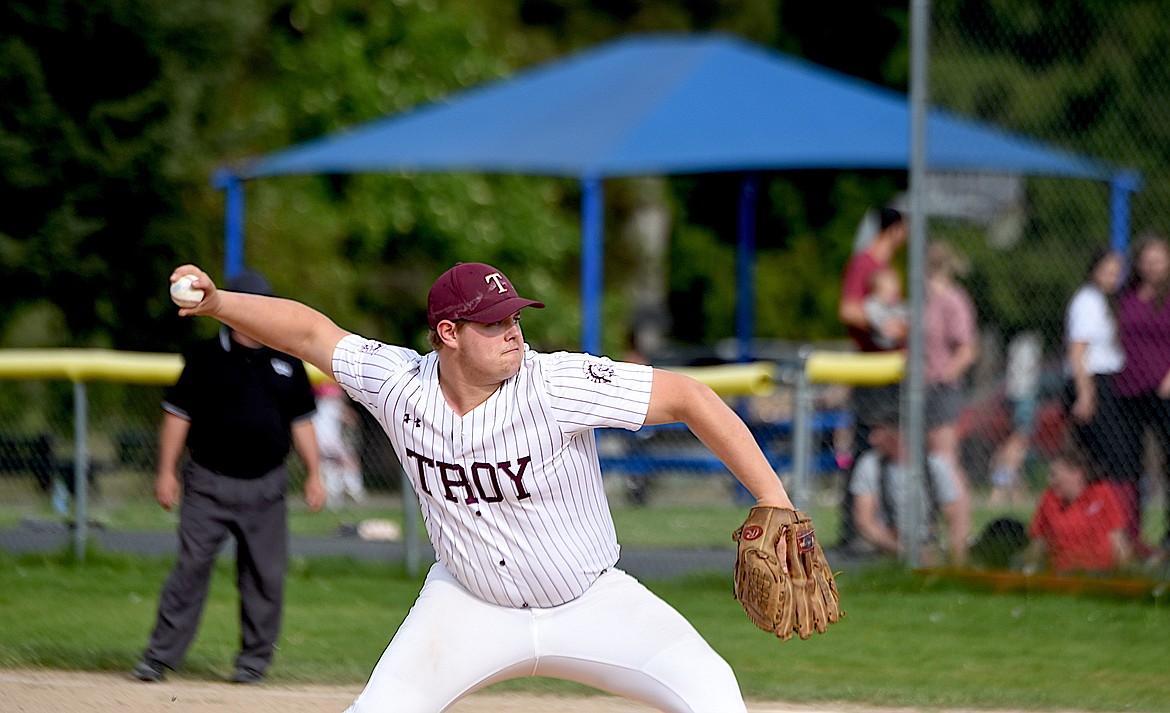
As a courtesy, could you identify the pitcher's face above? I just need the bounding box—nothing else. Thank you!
[457,313,525,382]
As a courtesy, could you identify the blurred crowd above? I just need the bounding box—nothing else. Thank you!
[836,207,1170,577]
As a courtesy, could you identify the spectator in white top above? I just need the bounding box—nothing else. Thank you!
[1064,247,1131,536]
[850,406,968,566]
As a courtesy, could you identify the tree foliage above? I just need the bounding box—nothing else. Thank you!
[2,0,1163,358]
[932,1,1170,345]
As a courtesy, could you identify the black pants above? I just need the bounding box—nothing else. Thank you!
[1065,375,1127,475]
[1115,391,1170,546]
[144,460,289,674]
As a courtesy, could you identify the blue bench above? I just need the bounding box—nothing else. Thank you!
[597,411,852,479]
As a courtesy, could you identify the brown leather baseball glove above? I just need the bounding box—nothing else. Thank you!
[732,506,843,640]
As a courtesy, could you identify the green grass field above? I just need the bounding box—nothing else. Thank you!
[1,546,1167,712]
[2,474,1169,711]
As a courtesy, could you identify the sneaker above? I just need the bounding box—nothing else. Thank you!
[132,658,166,682]
[231,667,265,685]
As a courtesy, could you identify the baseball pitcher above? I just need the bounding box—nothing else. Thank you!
[167,261,839,712]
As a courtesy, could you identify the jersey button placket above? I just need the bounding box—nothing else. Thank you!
[458,421,471,451]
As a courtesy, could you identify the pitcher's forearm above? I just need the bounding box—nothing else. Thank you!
[211,292,348,378]
[647,371,791,507]
[699,418,792,507]
[172,265,350,377]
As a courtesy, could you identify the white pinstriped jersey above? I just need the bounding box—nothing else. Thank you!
[331,334,654,608]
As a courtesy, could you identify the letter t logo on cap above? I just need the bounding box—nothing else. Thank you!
[485,273,507,293]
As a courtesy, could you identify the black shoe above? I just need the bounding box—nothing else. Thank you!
[132,658,166,682]
[231,667,265,685]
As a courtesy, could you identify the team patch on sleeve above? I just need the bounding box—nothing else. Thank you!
[583,359,616,384]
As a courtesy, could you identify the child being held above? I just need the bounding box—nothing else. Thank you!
[863,267,908,350]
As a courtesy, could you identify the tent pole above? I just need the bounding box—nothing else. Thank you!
[1110,171,1140,255]
[581,176,604,355]
[213,170,246,280]
[736,173,759,363]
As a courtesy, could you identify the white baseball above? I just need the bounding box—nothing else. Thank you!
[169,274,205,308]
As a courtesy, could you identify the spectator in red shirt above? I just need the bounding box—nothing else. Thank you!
[840,207,909,353]
[836,206,907,551]
[1026,446,1132,574]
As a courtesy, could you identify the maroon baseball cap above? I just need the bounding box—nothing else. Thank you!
[426,262,545,329]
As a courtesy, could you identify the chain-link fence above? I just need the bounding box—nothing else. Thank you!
[597,357,850,512]
[0,357,408,550]
[6,3,1170,586]
[0,352,862,568]
[835,2,1170,579]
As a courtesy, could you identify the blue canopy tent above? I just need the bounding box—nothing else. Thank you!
[215,32,1138,356]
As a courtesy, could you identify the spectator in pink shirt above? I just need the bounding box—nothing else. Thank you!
[923,240,978,538]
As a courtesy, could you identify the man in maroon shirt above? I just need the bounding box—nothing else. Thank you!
[836,206,907,551]
[840,207,909,353]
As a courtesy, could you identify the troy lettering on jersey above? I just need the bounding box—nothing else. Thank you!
[405,448,533,504]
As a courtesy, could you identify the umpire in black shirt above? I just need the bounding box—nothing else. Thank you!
[133,269,324,684]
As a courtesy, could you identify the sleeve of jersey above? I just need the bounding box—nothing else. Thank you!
[538,351,654,434]
[330,334,421,414]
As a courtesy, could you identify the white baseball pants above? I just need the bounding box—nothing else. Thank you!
[344,562,747,713]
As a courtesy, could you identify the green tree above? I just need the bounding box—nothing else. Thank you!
[15,0,1153,360]
[0,0,267,350]
[932,1,1170,347]
[210,0,588,350]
